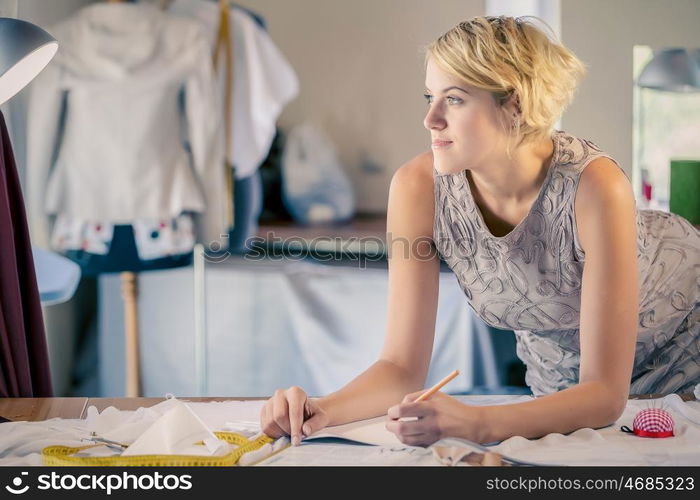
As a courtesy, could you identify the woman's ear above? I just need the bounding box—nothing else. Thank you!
[505,91,521,118]
[496,90,521,130]
[513,94,522,115]
[496,90,521,120]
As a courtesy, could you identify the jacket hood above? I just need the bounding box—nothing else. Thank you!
[50,3,203,81]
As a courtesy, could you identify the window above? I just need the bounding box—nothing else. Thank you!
[633,45,700,209]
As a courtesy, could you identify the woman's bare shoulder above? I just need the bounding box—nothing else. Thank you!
[388,151,435,239]
[575,156,636,253]
[390,151,435,197]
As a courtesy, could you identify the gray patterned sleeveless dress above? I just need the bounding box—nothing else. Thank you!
[434,130,700,396]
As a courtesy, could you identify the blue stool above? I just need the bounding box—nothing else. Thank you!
[33,248,81,306]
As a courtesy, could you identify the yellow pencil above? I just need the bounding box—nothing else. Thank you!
[415,369,460,402]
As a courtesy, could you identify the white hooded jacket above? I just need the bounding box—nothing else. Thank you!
[26,2,227,250]
[168,0,299,180]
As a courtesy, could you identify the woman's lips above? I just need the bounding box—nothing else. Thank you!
[432,140,453,148]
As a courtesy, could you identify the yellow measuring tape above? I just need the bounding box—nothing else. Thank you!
[42,432,289,467]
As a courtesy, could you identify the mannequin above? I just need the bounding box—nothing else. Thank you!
[26,0,229,396]
[51,0,198,397]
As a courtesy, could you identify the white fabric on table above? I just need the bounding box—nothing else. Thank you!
[0,399,266,466]
[489,394,700,466]
[2,394,698,466]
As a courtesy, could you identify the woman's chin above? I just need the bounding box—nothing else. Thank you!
[432,160,464,176]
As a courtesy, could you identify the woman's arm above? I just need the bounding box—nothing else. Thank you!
[475,157,639,442]
[386,157,640,445]
[316,152,441,426]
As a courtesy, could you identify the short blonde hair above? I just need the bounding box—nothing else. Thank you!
[426,16,586,148]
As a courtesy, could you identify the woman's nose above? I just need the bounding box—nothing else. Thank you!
[423,104,446,131]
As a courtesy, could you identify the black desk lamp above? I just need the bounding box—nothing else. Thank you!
[0,17,57,105]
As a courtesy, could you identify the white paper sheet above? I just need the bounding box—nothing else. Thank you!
[305,416,403,447]
[257,441,437,466]
[303,394,534,446]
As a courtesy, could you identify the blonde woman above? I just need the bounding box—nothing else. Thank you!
[260,16,700,447]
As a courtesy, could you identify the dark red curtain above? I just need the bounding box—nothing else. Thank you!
[0,110,52,397]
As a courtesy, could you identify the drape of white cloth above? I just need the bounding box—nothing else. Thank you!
[98,257,481,397]
[168,0,299,179]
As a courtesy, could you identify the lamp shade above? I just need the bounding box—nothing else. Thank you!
[0,17,57,106]
[637,48,700,92]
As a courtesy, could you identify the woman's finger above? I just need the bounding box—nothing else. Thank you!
[387,417,440,447]
[387,401,429,420]
[399,433,436,447]
[271,389,291,435]
[261,401,286,438]
[302,406,326,436]
[286,386,306,445]
[402,391,426,404]
[385,416,427,437]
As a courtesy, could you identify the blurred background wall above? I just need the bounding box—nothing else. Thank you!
[234,0,483,213]
[10,0,700,396]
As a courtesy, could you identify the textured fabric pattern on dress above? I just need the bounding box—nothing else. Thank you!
[434,130,700,396]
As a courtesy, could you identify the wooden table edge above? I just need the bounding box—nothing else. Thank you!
[0,393,695,422]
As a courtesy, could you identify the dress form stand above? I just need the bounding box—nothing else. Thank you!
[64,225,192,396]
[121,271,141,397]
[214,0,235,229]
[106,0,142,402]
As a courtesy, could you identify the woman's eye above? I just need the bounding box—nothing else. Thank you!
[424,94,462,105]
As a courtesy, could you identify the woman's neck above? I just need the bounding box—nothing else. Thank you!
[469,136,555,204]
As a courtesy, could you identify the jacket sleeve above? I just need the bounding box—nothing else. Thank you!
[25,61,64,249]
[229,9,299,179]
[184,30,229,252]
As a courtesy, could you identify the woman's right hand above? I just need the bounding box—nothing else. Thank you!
[260,386,330,446]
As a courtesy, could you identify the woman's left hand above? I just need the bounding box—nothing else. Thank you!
[385,391,483,447]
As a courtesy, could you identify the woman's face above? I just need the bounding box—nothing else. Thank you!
[424,58,512,175]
